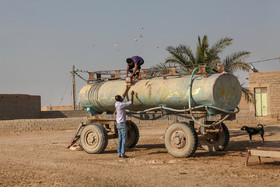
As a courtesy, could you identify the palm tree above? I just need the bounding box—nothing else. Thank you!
[164,35,253,102]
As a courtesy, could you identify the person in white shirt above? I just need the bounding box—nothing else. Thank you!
[115,86,134,158]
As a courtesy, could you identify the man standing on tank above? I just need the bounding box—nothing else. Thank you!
[115,85,134,158]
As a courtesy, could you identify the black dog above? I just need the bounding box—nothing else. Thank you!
[241,124,264,143]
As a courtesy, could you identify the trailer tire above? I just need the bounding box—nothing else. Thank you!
[126,122,140,148]
[199,123,229,152]
[80,123,108,154]
[165,122,198,158]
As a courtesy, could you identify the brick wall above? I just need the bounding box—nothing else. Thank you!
[41,105,83,111]
[225,71,280,126]
[249,71,280,123]
[40,110,88,118]
[0,117,87,133]
[0,94,41,120]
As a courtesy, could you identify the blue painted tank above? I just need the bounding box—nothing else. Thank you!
[78,73,242,115]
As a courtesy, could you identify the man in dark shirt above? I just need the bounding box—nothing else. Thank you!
[126,56,144,78]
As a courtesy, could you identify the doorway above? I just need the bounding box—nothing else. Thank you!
[255,87,268,116]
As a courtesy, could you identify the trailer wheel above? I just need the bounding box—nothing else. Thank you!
[80,123,108,154]
[199,123,229,152]
[125,122,140,148]
[165,122,198,158]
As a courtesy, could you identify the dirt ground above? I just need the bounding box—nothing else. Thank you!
[0,123,280,187]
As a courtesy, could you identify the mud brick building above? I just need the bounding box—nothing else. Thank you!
[229,71,280,125]
[248,71,280,123]
[0,94,41,120]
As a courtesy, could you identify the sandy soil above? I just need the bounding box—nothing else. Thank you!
[0,123,280,187]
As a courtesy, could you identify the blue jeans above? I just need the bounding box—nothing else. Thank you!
[116,122,127,156]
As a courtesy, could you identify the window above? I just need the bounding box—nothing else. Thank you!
[255,87,268,116]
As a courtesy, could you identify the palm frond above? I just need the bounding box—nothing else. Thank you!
[178,45,196,67]
[195,35,210,65]
[229,63,251,73]
[222,51,251,73]
[165,46,191,66]
[208,37,233,60]
[148,62,175,76]
[241,86,255,103]
[211,37,233,52]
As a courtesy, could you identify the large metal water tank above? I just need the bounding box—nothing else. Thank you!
[78,73,242,115]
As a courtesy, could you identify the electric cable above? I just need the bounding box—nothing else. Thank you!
[60,75,72,105]
[249,57,280,64]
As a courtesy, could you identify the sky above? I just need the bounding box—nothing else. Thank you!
[0,0,279,107]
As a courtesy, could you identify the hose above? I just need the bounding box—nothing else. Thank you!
[127,66,240,127]
[188,66,238,127]
[127,105,239,115]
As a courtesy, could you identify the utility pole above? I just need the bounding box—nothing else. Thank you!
[71,65,76,110]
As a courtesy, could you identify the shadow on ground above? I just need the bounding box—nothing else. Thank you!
[102,125,280,157]
[227,140,280,151]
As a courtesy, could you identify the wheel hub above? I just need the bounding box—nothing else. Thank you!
[171,131,187,149]
[86,132,98,146]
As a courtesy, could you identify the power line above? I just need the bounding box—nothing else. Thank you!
[74,71,87,82]
[250,57,280,64]
[59,75,72,105]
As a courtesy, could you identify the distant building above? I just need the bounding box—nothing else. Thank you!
[248,71,280,123]
[0,94,41,120]
[227,71,280,125]
[41,105,82,111]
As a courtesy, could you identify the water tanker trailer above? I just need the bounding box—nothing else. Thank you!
[69,66,241,158]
